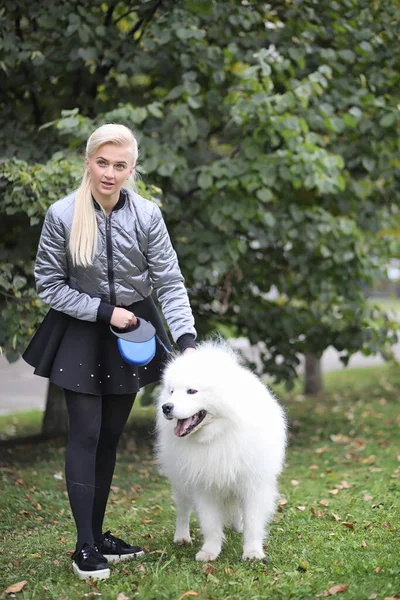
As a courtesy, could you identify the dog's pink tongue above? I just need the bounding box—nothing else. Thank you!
[174,417,195,437]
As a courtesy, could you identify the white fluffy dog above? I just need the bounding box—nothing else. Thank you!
[155,341,287,561]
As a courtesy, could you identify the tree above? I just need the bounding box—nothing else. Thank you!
[1,0,399,427]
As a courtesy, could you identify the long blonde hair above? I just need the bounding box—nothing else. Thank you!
[69,123,139,267]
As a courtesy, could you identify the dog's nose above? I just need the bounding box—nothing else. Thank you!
[162,402,174,419]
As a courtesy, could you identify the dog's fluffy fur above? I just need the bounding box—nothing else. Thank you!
[155,341,287,561]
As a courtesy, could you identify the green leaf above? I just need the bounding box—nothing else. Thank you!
[256,188,273,203]
[379,113,396,128]
[198,172,213,189]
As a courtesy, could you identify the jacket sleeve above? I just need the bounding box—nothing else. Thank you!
[147,204,197,343]
[34,205,102,321]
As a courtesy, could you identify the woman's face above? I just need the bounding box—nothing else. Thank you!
[86,143,135,204]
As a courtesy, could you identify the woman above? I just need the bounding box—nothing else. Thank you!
[23,123,197,580]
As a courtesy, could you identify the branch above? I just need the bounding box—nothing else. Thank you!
[14,13,44,127]
[104,1,119,26]
[128,0,164,38]
[0,290,32,304]
[113,7,140,26]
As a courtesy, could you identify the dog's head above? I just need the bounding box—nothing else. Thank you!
[158,342,240,441]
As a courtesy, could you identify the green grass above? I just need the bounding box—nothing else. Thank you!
[368,295,400,315]
[0,401,156,442]
[1,366,400,600]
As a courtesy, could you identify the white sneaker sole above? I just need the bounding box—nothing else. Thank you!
[103,550,145,564]
[72,561,110,580]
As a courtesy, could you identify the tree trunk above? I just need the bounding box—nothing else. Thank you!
[41,382,69,437]
[304,353,323,395]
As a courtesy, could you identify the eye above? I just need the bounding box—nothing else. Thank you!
[170,389,174,394]
[187,389,198,395]
[97,160,106,166]
[115,164,126,170]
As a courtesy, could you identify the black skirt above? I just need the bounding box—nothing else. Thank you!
[23,296,173,396]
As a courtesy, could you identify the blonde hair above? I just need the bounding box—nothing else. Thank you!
[69,123,139,267]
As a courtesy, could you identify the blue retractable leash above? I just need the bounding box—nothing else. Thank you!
[110,317,171,367]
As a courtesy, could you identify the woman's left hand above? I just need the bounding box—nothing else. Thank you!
[183,347,197,355]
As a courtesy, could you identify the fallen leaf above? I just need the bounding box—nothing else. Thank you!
[370,593,377,599]
[340,480,350,489]
[342,521,355,530]
[12,558,20,567]
[362,455,375,465]
[372,502,383,509]
[309,464,319,470]
[296,506,306,511]
[383,597,400,600]
[329,489,339,495]
[277,498,288,511]
[361,540,367,547]
[291,480,299,486]
[207,574,220,584]
[36,503,42,511]
[332,513,341,521]
[319,499,329,506]
[374,566,383,574]
[328,584,349,595]
[363,494,373,501]
[117,594,129,600]
[202,564,216,575]
[83,593,102,598]
[330,434,351,444]
[177,592,199,600]
[4,581,28,594]
[111,486,120,493]
[224,567,234,574]
[136,563,146,573]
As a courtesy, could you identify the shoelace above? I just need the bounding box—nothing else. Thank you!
[75,543,106,562]
[103,531,123,556]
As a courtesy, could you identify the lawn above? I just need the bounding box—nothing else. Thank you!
[0,365,399,600]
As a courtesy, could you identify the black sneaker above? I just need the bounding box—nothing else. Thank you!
[99,530,144,563]
[71,543,110,580]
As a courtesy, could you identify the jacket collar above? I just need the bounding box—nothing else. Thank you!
[92,190,127,212]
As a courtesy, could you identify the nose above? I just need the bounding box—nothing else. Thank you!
[104,165,114,179]
[162,402,174,419]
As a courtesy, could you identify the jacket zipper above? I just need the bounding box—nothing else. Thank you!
[105,214,116,305]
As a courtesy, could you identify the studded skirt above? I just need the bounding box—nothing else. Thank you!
[22,296,172,396]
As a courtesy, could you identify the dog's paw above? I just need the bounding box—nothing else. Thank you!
[242,550,265,561]
[196,549,218,562]
[174,535,192,545]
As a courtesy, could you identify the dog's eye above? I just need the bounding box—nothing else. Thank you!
[170,389,174,394]
[187,389,198,395]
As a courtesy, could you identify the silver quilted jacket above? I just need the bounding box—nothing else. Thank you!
[34,188,196,343]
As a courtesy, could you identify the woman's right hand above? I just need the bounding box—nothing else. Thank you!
[110,307,137,329]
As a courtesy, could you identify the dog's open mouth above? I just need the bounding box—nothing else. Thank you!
[174,410,207,437]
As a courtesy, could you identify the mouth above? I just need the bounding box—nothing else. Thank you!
[101,181,114,189]
[173,410,207,437]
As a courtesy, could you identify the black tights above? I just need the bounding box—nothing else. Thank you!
[64,390,136,549]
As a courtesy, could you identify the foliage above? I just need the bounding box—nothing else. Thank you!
[1,365,400,598]
[0,0,399,385]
